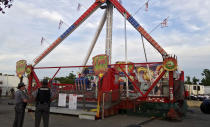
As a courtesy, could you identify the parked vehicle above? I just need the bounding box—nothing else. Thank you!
[185,84,209,100]
[200,99,210,114]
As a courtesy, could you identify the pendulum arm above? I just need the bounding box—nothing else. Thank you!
[81,11,107,72]
[33,1,104,66]
[109,0,168,57]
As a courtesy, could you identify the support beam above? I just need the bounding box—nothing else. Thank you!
[33,2,102,66]
[48,68,61,88]
[109,0,167,57]
[119,65,144,96]
[27,68,33,95]
[106,2,113,64]
[124,14,129,97]
[81,11,107,72]
[31,70,41,91]
[143,70,166,97]
[169,71,174,102]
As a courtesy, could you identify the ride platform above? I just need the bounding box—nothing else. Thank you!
[27,106,97,120]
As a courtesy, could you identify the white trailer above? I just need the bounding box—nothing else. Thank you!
[0,74,28,96]
[185,84,205,96]
[185,84,208,100]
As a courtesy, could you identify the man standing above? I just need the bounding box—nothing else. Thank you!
[13,82,28,127]
[35,79,51,127]
[10,88,15,99]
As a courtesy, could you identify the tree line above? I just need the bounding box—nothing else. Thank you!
[46,69,210,86]
[185,69,210,86]
[44,73,76,85]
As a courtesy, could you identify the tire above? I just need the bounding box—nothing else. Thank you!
[200,99,210,114]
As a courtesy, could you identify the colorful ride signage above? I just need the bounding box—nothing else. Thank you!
[115,61,134,74]
[16,60,27,78]
[92,54,109,77]
[163,57,177,71]
[96,0,106,3]
[25,65,32,75]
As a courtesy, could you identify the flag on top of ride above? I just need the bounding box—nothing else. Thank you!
[145,1,149,11]
[77,3,81,11]
[41,37,45,45]
[161,18,168,28]
[58,19,64,29]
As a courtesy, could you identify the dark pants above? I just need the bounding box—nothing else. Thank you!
[13,105,25,127]
[35,104,50,127]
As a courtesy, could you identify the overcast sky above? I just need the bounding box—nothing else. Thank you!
[0,0,210,81]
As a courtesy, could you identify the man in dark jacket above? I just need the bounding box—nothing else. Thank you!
[35,79,51,127]
[13,82,28,127]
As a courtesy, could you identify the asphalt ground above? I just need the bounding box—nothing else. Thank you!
[1,97,210,127]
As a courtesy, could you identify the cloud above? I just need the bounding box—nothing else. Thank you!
[0,0,210,81]
[15,1,63,22]
[0,53,24,74]
[167,44,210,79]
[185,24,201,31]
[162,0,210,28]
[0,54,23,61]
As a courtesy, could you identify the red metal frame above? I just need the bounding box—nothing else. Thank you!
[28,61,176,107]
[118,65,144,96]
[48,68,61,88]
[31,69,41,90]
[28,62,166,97]
[27,61,182,120]
[27,65,33,94]
[169,71,174,102]
[118,64,167,100]
[143,70,166,97]
[34,62,162,69]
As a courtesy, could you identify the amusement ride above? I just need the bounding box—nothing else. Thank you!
[16,0,187,120]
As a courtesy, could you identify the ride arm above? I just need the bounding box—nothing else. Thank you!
[33,1,103,66]
[109,0,168,57]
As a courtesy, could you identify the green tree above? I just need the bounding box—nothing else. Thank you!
[185,76,192,84]
[54,72,76,84]
[0,0,13,14]
[201,69,210,86]
[192,76,199,85]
